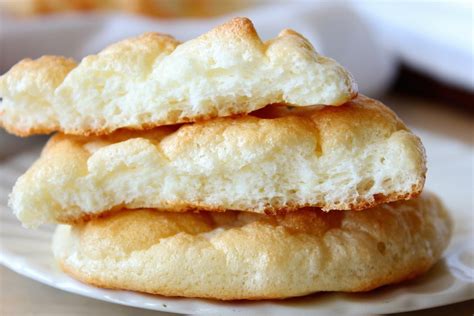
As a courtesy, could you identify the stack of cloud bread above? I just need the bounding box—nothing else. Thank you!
[0,17,452,300]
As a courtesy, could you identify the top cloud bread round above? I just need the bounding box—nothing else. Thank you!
[0,17,357,136]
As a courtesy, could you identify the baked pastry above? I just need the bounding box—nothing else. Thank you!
[52,193,452,300]
[0,0,251,18]
[0,17,357,136]
[11,95,426,227]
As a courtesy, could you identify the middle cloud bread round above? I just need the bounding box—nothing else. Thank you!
[11,95,426,227]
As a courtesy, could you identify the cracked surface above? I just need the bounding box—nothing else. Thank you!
[53,193,452,300]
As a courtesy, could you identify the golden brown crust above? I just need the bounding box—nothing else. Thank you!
[58,258,434,299]
[0,17,357,136]
[52,193,452,300]
[57,190,423,226]
[0,109,246,137]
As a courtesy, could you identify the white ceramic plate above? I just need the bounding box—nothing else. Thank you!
[1,128,473,315]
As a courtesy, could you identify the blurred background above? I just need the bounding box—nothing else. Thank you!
[0,0,472,157]
[0,1,473,315]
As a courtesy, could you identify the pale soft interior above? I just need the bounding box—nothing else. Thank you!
[0,25,355,134]
[11,127,424,227]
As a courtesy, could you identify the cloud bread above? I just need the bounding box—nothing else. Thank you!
[0,0,248,17]
[0,17,357,136]
[11,95,426,227]
[52,193,452,300]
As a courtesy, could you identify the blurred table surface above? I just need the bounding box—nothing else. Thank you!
[1,93,473,315]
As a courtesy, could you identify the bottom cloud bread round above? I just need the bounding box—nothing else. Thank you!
[53,193,451,300]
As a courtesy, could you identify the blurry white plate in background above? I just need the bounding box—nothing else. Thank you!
[2,1,472,97]
[0,2,397,97]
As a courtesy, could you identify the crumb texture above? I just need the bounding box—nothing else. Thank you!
[0,17,357,136]
[10,95,426,227]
